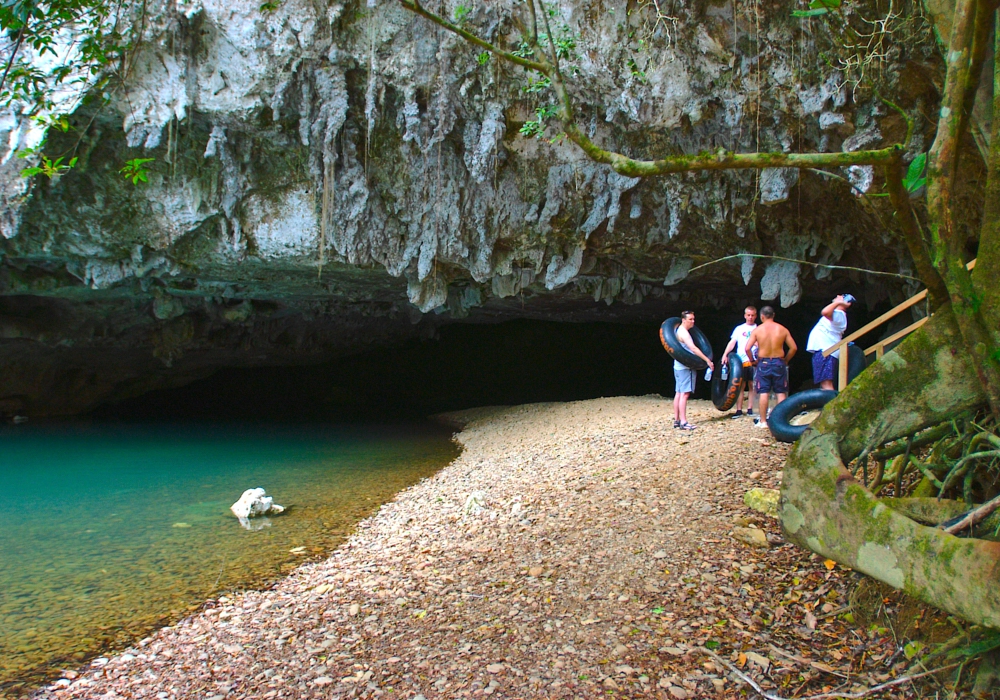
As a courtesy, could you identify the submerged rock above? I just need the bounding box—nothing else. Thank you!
[231,488,285,520]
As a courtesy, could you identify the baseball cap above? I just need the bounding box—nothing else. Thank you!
[842,293,856,304]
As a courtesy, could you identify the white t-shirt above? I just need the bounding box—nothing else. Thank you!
[729,323,757,363]
[807,309,848,358]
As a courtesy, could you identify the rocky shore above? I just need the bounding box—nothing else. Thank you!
[32,397,927,699]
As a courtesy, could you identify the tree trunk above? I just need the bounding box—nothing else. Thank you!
[780,309,1000,627]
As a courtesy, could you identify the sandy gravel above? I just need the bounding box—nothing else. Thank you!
[33,397,884,700]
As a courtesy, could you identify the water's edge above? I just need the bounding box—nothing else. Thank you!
[1,421,463,697]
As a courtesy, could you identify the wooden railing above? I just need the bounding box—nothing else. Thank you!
[823,259,977,390]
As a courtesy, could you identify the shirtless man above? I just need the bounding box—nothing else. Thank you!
[744,306,797,429]
[673,310,714,430]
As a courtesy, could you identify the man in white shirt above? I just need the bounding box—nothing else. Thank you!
[720,306,758,418]
[806,294,855,390]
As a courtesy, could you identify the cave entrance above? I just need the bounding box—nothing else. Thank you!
[94,305,885,422]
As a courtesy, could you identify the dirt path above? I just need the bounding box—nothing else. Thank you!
[35,397,925,699]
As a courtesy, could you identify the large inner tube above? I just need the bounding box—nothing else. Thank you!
[659,318,714,370]
[712,354,744,411]
[847,343,867,383]
[767,389,838,443]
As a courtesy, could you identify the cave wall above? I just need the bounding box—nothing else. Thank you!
[0,0,959,415]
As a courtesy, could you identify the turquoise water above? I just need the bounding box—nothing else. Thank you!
[0,421,458,691]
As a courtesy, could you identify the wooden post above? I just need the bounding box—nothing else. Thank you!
[838,349,849,391]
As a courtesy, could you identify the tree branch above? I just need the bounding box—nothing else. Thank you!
[884,160,949,307]
[697,647,959,700]
[0,24,27,100]
[927,0,978,267]
[398,0,548,74]
[961,0,1000,140]
[399,0,905,179]
[943,490,1000,534]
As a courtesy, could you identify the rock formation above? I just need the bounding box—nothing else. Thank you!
[0,0,963,415]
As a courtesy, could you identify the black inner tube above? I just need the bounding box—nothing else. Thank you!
[712,354,744,411]
[768,389,839,443]
[659,318,714,370]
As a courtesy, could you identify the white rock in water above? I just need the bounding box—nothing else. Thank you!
[231,488,285,519]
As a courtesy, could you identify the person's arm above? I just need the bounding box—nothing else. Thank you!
[679,327,713,368]
[721,337,737,363]
[784,330,797,363]
[820,295,847,320]
[744,329,759,363]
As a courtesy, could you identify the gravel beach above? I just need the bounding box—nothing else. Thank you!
[31,396,927,700]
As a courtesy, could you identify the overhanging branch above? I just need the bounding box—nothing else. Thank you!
[399,0,906,179]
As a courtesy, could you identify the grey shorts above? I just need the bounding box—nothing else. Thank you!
[674,367,697,394]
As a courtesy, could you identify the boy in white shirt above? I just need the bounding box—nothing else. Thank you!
[806,294,855,390]
[720,306,758,417]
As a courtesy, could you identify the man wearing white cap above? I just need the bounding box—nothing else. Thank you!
[806,294,856,390]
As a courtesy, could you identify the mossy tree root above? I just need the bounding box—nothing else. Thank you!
[780,310,1000,627]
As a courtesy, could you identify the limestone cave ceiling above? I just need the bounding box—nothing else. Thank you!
[0,0,975,415]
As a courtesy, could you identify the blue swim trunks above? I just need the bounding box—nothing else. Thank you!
[811,351,837,385]
[754,357,789,395]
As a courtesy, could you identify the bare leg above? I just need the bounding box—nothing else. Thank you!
[758,392,769,427]
[678,392,690,424]
[748,383,757,412]
[775,392,787,405]
[819,380,835,391]
[673,392,681,422]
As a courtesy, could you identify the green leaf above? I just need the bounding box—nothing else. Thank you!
[792,8,829,16]
[903,641,925,659]
[809,0,841,8]
[705,639,720,650]
[904,153,927,193]
[119,157,155,186]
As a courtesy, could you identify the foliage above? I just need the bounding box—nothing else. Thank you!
[0,0,140,110]
[18,150,75,177]
[519,104,558,139]
[453,3,470,24]
[119,157,154,185]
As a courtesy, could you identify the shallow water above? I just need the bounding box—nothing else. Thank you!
[0,421,459,691]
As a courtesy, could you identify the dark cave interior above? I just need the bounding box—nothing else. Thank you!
[93,300,894,423]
